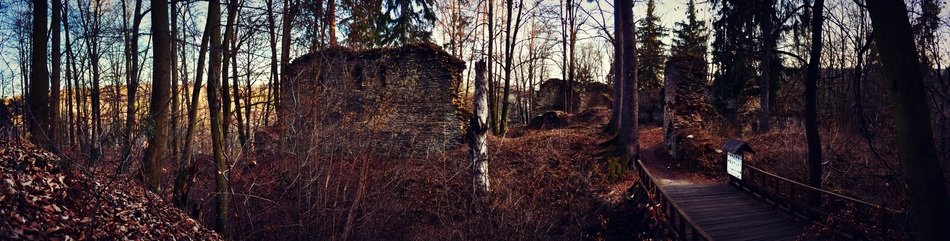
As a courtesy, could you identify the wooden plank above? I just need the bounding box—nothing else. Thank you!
[711,222,804,241]
[639,164,812,241]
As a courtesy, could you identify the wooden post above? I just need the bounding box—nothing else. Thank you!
[470,60,490,194]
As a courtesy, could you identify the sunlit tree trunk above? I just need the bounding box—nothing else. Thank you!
[221,0,238,142]
[278,0,297,125]
[207,0,230,236]
[499,0,525,134]
[173,20,211,210]
[327,0,336,45]
[141,0,172,193]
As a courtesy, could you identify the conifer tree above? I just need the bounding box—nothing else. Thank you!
[671,0,708,60]
[710,0,758,122]
[636,0,667,92]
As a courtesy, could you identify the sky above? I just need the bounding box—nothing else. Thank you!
[0,0,719,98]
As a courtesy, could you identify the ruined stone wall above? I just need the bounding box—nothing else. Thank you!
[279,43,466,157]
[534,79,611,113]
[663,56,719,161]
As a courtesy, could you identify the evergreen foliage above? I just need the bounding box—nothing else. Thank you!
[636,0,667,91]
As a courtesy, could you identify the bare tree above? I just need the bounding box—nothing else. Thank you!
[499,0,527,134]
[207,0,231,236]
[173,19,212,210]
[804,0,825,205]
[29,0,51,148]
[51,0,63,149]
[140,0,173,192]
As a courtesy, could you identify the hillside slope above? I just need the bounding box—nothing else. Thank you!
[0,140,220,240]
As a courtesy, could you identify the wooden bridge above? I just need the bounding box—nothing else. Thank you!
[632,144,905,241]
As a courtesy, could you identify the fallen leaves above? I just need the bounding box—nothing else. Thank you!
[0,139,221,240]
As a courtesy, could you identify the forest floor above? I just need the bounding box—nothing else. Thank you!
[0,139,221,240]
[4,107,923,240]
[168,107,652,240]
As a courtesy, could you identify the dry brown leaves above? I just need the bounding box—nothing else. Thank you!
[0,139,221,241]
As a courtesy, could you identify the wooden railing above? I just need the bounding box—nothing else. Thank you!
[635,160,714,241]
[732,163,906,238]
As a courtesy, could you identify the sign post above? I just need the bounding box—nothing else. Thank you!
[727,152,742,179]
[721,139,754,181]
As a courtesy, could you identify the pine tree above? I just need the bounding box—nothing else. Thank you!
[710,0,758,122]
[636,0,667,92]
[671,0,708,60]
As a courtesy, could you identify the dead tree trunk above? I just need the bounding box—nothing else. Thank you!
[470,61,490,194]
[866,1,950,240]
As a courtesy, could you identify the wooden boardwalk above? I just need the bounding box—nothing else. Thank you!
[661,183,806,241]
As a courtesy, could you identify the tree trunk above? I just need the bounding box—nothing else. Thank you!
[607,0,623,134]
[207,0,230,236]
[758,0,775,133]
[866,1,950,240]
[141,0,172,193]
[173,20,211,210]
[29,0,50,148]
[278,0,297,125]
[51,0,62,150]
[221,0,239,142]
[499,0,524,135]
[804,0,824,205]
[487,0,497,134]
[619,0,638,164]
[64,4,74,146]
[232,39,247,151]
[327,0,337,45]
[170,1,181,169]
[122,0,144,165]
[470,61,490,194]
[265,0,279,127]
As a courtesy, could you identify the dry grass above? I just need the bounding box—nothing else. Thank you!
[746,120,907,209]
[185,108,644,240]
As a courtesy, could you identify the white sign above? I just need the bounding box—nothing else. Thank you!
[727,152,742,179]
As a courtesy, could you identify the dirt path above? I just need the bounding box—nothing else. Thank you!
[637,127,722,186]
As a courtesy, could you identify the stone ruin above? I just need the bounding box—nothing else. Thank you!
[663,55,723,172]
[534,79,611,113]
[279,43,467,157]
